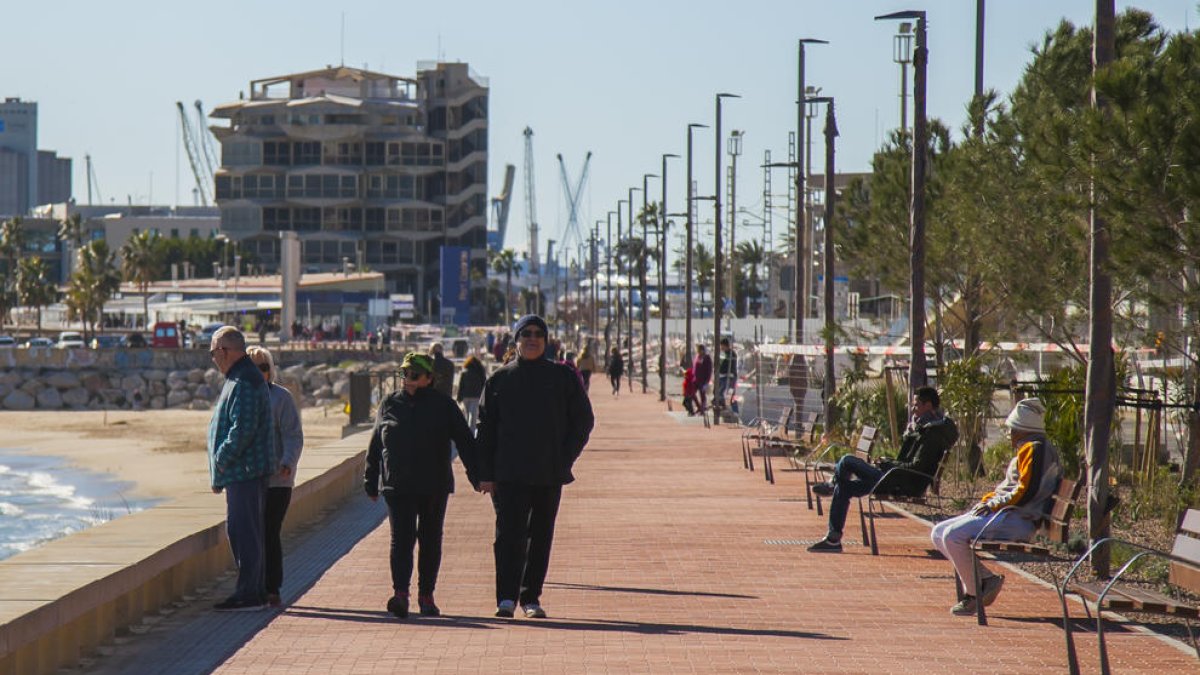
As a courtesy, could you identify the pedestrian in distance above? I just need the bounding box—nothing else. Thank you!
[365,352,479,619]
[930,398,1062,615]
[575,340,596,393]
[476,314,595,619]
[692,344,713,413]
[207,327,276,611]
[682,367,699,416]
[429,342,456,398]
[246,346,304,608]
[606,346,624,396]
[457,354,487,431]
[716,338,738,412]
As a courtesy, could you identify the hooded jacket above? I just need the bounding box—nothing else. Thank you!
[364,385,477,496]
[476,357,595,485]
[980,435,1063,519]
[207,355,275,488]
[875,413,959,495]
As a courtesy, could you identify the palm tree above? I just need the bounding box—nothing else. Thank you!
[736,240,767,317]
[0,216,25,279]
[0,277,14,330]
[56,212,84,280]
[65,240,120,340]
[694,243,714,311]
[16,257,57,334]
[120,230,163,328]
[489,248,520,323]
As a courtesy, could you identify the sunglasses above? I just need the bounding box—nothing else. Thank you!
[519,330,546,339]
[209,347,226,357]
[257,363,271,373]
[403,369,428,380]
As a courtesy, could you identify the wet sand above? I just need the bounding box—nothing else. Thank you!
[0,408,350,501]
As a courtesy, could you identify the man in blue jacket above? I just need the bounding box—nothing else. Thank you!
[207,326,275,611]
[477,315,594,619]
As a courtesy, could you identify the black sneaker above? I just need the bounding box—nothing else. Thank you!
[521,603,547,619]
[418,594,441,616]
[811,482,835,497]
[387,594,409,619]
[213,597,267,612]
[495,599,516,618]
[806,538,843,553]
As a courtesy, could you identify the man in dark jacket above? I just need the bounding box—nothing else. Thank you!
[365,352,478,618]
[715,338,737,411]
[692,345,713,413]
[430,342,456,398]
[477,314,595,619]
[808,386,958,553]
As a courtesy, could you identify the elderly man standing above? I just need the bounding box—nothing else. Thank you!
[477,314,594,619]
[208,326,276,611]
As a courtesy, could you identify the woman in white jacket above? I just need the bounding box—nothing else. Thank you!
[247,346,304,608]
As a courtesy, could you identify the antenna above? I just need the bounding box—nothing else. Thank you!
[340,13,346,66]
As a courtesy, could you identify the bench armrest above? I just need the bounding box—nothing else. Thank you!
[1061,536,1190,604]
[866,466,936,498]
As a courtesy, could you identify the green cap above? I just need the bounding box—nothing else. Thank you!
[401,352,434,375]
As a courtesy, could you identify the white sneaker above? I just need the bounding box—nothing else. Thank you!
[522,603,547,619]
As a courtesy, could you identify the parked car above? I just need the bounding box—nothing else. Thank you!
[122,332,148,348]
[23,337,54,348]
[90,334,124,349]
[150,322,182,348]
[193,322,226,349]
[56,331,86,349]
[0,335,15,349]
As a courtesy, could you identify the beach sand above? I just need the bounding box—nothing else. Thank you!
[0,407,351,501]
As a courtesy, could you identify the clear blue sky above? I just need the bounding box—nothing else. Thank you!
[4,1,1194,265]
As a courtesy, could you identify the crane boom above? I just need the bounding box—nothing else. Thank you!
[176,101,210,206]
[522,127,539,274]
[556,151,591,254]
[194,100,219,179]
[490,164,516,248]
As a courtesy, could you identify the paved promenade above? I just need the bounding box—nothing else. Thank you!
[128,391,1198,673]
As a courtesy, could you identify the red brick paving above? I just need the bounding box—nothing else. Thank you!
[213,391,1197,673]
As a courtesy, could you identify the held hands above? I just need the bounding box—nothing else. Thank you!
[478,481,496,495]
[971,502,991,516]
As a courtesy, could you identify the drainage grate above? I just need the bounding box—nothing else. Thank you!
[764,539,861,546]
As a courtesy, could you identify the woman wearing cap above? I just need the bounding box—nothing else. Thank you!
[364,352,478,619]
[246,346,304,608]
[931,398,1063,616]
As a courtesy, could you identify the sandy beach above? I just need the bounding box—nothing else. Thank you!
[0,407,351,501]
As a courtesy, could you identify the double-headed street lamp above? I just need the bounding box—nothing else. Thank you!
[640,173,657,394]
[713,92,739,425]
[660,153,679,401]
[626,188,640,390]
[795,38,827,344]
[807,94,838,428]
[685,122,707,364]
[877,10,929,393]
[616,199,628,357]
[606,210,618,359]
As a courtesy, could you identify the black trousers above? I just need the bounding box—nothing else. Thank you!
[491,483,562,605]
[383,491,450,595]
[264,487,292,595]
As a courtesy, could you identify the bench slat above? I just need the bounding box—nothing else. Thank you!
[1180,509,1200,536]
[1170,532,1200,566]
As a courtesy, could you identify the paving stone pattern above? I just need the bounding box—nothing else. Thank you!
[132,391,1200,673]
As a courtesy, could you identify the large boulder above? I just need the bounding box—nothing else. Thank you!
[187,368,206,384]
[166,370,190,388]
[149,396,166,410]
[36,388,63,409]
[204,368,224,389]
[0,371,21,387]
[19,378,44,395]
[98,388,126,407]
[313,385,333,400]
[3,390,35,411]
[120,374,147,392]
[192,384,215,401]
[166,389,192,408]
[148,380,167,397]
[0,383,9,398]
[143,369,168,382]
[61,387,91,407]
[81,372,110,393]
[331,379,351,398]
[44,371,81,389]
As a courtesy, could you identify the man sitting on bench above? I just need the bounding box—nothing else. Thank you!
[808,386,958,553]
[930,398,1063,615]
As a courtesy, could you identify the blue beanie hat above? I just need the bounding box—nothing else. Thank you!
[512,314,548,336]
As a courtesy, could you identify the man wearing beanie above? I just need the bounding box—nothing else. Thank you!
[476,314,595,619]
[930,398,1063,616]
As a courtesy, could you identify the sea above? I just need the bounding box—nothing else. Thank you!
[0,452,155,561]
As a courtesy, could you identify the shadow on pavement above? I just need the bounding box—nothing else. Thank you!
[547,581,757,599]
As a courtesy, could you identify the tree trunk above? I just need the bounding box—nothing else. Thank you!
[1182,364,1200,484]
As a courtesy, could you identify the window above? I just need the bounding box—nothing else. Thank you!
[264,141,290,166]
[365,142,385,165]
[365,208,385,232]
[292,141,320,165]
[221,141,261,167]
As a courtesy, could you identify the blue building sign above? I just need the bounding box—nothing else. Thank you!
[439,246,471,326]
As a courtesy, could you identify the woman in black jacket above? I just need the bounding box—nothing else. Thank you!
[606,346,624,396]
[456,354,487,431]
[365,352,478,619]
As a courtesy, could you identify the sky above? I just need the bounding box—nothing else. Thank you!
[4,1,1196,267]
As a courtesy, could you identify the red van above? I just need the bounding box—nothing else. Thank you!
[151,322,182,348]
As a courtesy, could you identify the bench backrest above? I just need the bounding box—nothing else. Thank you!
[793,411,818,442]
[1169,509,1200,593]
[1037,476,1083,544]
[853,426,877,459]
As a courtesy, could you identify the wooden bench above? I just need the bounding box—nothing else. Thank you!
[804,426,877,515]
[963,475,1083,626]
[740,408,791,472]
[1059,508,1200,674]
[859,446,956,556]
[780,412,821,470]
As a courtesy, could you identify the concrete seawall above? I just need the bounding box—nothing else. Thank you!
[0,430,370,675]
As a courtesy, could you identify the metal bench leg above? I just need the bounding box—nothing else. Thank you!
[1059,588,1082,675]
[865,498,879,556]
[804,471,814,510]
[1097,609,1111,675]
[764,442,774,484]
[815,493,824,517]
[953,570,964,602]
[972,552,987,626]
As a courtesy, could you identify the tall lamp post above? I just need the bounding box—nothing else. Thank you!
[893,23,914,134]
[726,130,743,312]
[685,123,707,364]
[713,92,739,425]
[877,9,929,393]
[626,189,640,392]
[794,38,827,344]
[605,210,617,359]
[809,95,838,427]
[639,174,657,394]
[804,85,822,328]
[616,199,628,359]
[659,153,679,401]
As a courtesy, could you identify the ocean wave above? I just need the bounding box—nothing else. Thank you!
[0,501,23,516]
[26,471,94,508]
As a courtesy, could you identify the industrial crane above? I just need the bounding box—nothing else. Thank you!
[176,101,212,206]
[194,101,220,180]
[556,151,592,256]
[522,127,539,274]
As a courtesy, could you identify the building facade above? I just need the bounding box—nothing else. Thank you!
[0,98,38,216]
[210,63,488,322]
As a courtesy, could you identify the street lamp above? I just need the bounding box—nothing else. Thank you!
[713,92,739,424]
[627,187,641,390]
[805,85,822,324]
[617,199,628,357]
[726,130,743,310]
[606,210,618,359]
[794,38,827,344]
[893,22,914,133]
[685,122,707,364]
[808,94,838,428]
[660,153,679,401]
[878,9,930,393]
